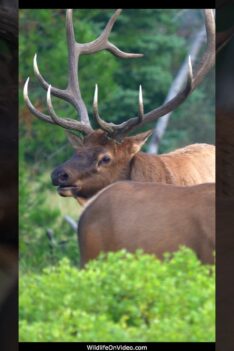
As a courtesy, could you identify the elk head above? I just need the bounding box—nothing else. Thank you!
[50,128,152,201]
[24,9,215,204]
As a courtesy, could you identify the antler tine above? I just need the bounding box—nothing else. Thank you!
[33,51,93,128]
[93,84,115,134]
[192,9,215,89]
[25,9,214,140]
[138,85,144,122]
[23,77,55,125]
[139,9,214,126]
[33,54,69,101]
[93,83,147,139]
[46,85,94,134]
[72,9,143,59]
[65,9,91,126]
[136,55,193,126]
[99,9,144,59]
[33,52,91,126]
[66,8,143,122]
[26,9,144,135]
[124,55,193,135]
[95,9,214,139]
[23,78,93,134]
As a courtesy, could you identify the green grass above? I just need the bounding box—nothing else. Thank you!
[43,172,83,218]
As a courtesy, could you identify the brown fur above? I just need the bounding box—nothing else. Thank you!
[78,181,215,267]
[131,143,215,185]
[51,130,215,204]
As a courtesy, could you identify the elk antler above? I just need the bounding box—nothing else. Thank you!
[93,83,145,135]
[94,9,215,140]
[23,9,143,135]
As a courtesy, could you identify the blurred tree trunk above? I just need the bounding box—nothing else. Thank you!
[147,24,206,154]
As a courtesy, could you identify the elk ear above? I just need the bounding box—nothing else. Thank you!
[126,130,152,155]
[66,132,84,149]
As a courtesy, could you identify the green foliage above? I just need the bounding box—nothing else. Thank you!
[19,140,79,271]
[19,248,215,342]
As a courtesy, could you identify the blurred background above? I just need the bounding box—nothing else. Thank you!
[0,2,17,351]
[19,9,215,270]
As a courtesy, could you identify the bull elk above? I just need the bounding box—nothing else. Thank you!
[23,9,215,205]
[78,181,215,267]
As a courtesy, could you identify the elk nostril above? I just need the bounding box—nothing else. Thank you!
[51,168,70,186]
[59,172,69,182]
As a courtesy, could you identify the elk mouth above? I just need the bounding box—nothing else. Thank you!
[57,185,81,197]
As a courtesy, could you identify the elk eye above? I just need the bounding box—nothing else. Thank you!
[99,155,111,165]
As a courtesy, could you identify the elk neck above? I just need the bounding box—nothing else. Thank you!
[130,151,175,184]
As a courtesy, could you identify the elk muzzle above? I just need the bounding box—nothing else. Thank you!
[51,167,81,197]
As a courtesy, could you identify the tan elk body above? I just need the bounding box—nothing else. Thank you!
[78,181,215,267]
[130,143,215,185]
[24,9,215,205]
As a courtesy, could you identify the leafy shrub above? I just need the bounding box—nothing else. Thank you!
[19,248,215,342]
[19,141,79,271]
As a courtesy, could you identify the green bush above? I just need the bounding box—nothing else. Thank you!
[19,248,215,342]
[19,141,79,271]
